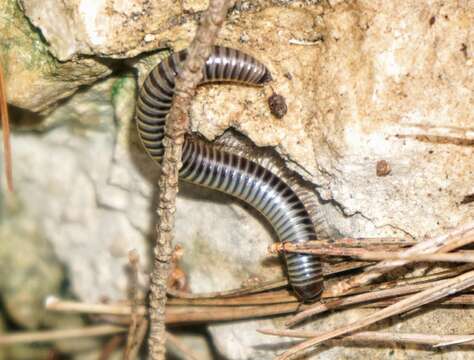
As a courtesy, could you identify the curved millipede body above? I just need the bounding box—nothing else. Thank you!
[136,46,323,301]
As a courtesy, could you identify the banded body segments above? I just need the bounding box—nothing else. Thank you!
[136,46,323,301]
[136,46,271,161]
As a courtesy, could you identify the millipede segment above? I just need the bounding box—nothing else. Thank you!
[136,46,323,302]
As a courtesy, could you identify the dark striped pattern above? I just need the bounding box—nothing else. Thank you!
[136,46,323,301]
[136,46,271,161]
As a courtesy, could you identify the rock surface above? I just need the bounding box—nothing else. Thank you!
[0,0,111,112]
[6,77,154,302]
[0,198,101,358]
[18,0,182,61]
[0,199,65,329]
[1,0,473,359]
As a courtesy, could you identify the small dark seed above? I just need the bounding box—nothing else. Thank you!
[376,160,391,176]
[461,43,468,58]
[461,194,474,205]
[268,93,288,119]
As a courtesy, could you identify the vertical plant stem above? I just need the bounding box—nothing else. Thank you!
[0,64,13,192]
[147,1,235,359]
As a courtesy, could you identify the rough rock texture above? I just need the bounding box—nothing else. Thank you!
[0,0,111,112]
[0,199,101,358]
[0,316,7,360]
[188,2,474,240]
[0,207,64,329]
[2,0,473,359]
[5,77,155,302]
[18,0,182,61]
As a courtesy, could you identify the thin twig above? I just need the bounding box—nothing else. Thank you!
[167,332,200,360]
[361,293,474,307]
[165,303,299,324]
[325,237,417,247]
[274,267,474,359]
[46,296,146,316]
[167,278,288,299]
[332,264,473,299]
[99,335,126,360]
[324,261,373,276]
[288,264,474,327]
[433,335,474,348]
[167,260,374,300]
[326,221,474,297]
[45,287,474,327]
[167,259,374,300]
[46,297,299,324]
[169,289,297,306]
[273,237,416,250]
[398,124,474,141]
[289,38,323,46]
[0,63,13,192]
[148,0,235,358]
[0,325,126,345]
[286,280,444,327]
[258,328,474,347]
[126,319,149,359]
[279,243,474,263]
[124,250,141,360]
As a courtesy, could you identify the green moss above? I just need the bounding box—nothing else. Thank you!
[111,77,128,102]
[0,0,57,77]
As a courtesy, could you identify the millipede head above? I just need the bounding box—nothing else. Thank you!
[259,68,273,84]
[292,282,324,303]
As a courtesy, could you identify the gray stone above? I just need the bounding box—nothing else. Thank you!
[18,0,183,61]
[5,77,153,303]
[3,0,473,359]
[0,0,111,112]
[0,200,100,357]
[0,201,64,329]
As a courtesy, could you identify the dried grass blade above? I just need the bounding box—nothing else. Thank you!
[0,325,126,345]
[433,335,474,348]
[259,328,474,347]
[167,278,288,299]
[326,222,474,297]
[283,245,474,263]
[165,303,299,324]
[286,280,445,327]
[168,289,297,306]
[45,297,300,324]
[274,268,474,360]
[166,332,200,360]
[302,237,416,248]
[0,64,13,192]
[361,293,474,307]
[399,124,474,141]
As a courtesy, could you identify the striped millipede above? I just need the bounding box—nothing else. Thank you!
[136,46,323,302]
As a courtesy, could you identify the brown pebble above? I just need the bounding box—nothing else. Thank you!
[268,93,288,119]
[376,160,391,176]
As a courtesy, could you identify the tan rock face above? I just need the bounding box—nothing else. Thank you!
[134,2,473,358]
[0,0,111,112]
[18,0,183,60]
[311,1,473,236]
[2,0,473,359]
[186,2,473,240]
